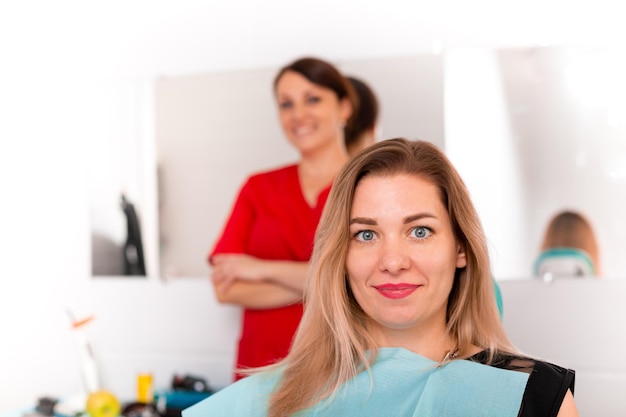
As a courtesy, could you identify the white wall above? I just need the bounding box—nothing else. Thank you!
[89,79,159,277]
[500,278,626,417]
[445,48,528,279]
[0,73,242,408]
[445,46,626,279]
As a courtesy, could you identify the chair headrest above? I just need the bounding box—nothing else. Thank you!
[533,247,596,280]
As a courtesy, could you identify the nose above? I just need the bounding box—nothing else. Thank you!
[378,239,411,275]
[291,105,305,123]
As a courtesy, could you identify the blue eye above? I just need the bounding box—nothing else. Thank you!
[355,230,375,241]
[306,96,321,104]
[412,226,431,239]
[279,101,293,109]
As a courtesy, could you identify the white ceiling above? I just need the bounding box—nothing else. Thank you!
[2,0,624,79]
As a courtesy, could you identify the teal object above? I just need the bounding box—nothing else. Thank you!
[493,278,504,319]
[533,247,595,277]
[182,348,528,417]
[154,390,212,410]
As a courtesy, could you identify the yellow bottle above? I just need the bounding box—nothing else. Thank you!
[137,373,153,404]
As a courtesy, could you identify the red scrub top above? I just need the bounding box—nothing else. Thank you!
[210,164,331,379]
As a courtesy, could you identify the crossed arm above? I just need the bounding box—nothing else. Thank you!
[210,253,309,309]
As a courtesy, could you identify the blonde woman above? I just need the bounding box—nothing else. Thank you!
[192,139,578,417]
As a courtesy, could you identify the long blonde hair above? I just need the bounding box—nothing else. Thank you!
[268,138,516,416]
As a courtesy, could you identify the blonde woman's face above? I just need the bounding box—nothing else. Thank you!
[275,71,351,155]
[345,173,466,344]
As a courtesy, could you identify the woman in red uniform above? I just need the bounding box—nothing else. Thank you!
[209,57,357,380]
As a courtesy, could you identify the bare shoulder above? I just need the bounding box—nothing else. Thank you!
[556,390,579,417]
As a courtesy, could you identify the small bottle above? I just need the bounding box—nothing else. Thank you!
[69,314,101,394]
[137,372,154,404]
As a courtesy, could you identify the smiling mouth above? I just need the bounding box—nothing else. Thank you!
[373,284,421,299]
[293,126,314,136]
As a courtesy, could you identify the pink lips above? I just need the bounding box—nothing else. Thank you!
[373,283,420,299]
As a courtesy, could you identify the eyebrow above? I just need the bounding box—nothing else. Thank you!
[404,213,437,223]
[349,217,377,226]
[278,88,319,99]
[349,212,437,225]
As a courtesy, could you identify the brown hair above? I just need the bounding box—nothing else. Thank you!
[267,138,516,416]
[273,57,358,131]
[541,210,600,274]
[344,76,379,151]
